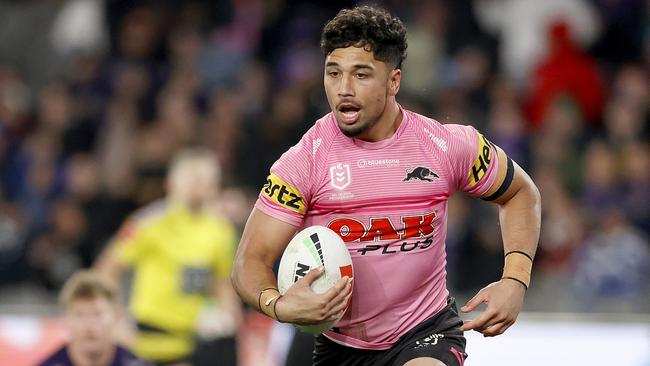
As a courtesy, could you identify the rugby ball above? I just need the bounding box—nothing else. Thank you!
[277,225,353,334]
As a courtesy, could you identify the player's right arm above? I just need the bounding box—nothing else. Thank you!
[231,208,351,325]
[232,123,350,324]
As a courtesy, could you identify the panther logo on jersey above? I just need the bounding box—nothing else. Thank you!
[403,167,439,182]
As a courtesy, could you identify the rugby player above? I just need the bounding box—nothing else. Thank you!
[232,6,541,366]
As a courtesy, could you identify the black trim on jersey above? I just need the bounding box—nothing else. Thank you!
[482,157,514,201]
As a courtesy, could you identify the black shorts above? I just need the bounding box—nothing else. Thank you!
[313,298,468,366]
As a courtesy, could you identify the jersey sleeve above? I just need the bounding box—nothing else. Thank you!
[255,132,314,227]
[213,221,237,279]
[110,218,151,266]
[443,124,500,196]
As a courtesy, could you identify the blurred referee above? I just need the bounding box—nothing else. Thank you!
[95,148,242,366]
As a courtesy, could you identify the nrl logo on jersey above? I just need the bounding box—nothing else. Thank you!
[330,163,351,190]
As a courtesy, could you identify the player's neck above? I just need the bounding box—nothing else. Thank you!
[356,99,402,142]
[68,343,115,366]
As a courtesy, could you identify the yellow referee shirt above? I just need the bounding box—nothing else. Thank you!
[112,200,236,362]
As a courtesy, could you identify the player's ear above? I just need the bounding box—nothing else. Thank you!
[388,68,401,96]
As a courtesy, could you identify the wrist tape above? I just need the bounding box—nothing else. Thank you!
[502,251,533,289]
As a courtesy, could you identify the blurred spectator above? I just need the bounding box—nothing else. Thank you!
[113,6,162,63]
[572,211,650,312]
[37,270,146,366]
[531,97,585,193]
[0,200,26,285]
[486,77,529,168]
[579,140,623,225]
[50,0,107,56]
[474,0,600,85]
[28,199,86,290]
[603,64,649,145]
[7,130,65,232]
[0,66,31,183]
[400,0,447,96]
[0,1,64,89]
[620,141,650,234]
[203,88,244,182]
[95,149,242,366]
[535,164,585,273]
[65,154,134,267]
[591,0,647,65]
[526,21,605,128]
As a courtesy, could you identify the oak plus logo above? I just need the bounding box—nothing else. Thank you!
[328,212,438,256]
[330,163,351,190]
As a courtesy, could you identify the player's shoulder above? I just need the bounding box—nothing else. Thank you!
[404,109,454,152]
[406,109,473,136]
[405,109,478,147]
[276,112,340,165]
[303,112,340,155]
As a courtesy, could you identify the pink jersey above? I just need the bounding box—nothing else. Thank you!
[256,107,499,350]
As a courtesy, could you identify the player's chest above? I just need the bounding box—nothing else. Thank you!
[312,148,450,206]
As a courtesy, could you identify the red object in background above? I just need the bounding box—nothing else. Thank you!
[527,21,606,128]
[0,316,67,366]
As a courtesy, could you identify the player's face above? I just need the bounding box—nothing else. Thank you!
[65,297,117,356]
[324,46,400,139]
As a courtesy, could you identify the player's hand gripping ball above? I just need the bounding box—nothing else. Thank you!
[277,226,353,334]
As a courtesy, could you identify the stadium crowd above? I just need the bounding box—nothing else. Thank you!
[0,0,647,320]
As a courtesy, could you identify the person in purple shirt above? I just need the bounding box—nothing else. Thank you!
[37,270,147,366]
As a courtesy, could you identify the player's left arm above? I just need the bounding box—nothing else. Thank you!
[460,146,541,337]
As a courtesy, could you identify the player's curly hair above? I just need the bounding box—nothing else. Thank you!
[320,6,407,69]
